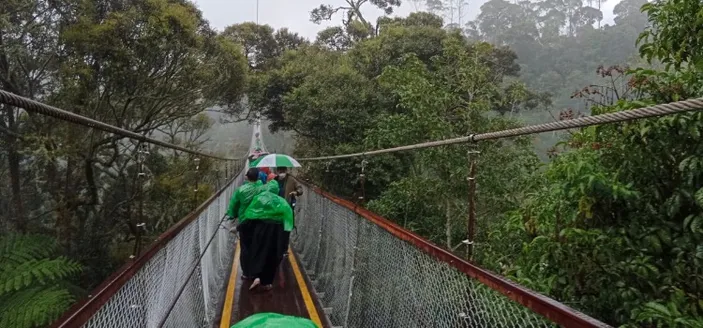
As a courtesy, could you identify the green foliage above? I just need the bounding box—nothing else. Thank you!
[638,0,703,70]
[466,0,650,110]
[251,13,541,252]
[0,0,247,320]
[0,234,82,328]
[459,0,652,158]
[4,0,703,326]
[500,107,703,325]
[245,1,703,326]
[310,0,401,31]
[475,3,703,323]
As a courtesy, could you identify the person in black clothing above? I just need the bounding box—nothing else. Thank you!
[242,180,292,291]
[274,167,303,257]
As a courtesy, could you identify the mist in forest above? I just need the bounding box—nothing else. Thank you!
[203,110,296,158]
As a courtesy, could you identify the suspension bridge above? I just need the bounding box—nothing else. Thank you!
[2,89,701,328]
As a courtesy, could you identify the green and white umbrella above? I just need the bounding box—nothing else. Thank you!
[254,154,301,168]
[248,156,264,168]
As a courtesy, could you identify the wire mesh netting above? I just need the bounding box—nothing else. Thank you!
[82,169,244,328]
[292,184,555,328]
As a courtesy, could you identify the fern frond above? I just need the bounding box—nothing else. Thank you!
[0,257,82,297]
[0,234,82,327]
[0,234,57,269]
[0,285,75,328]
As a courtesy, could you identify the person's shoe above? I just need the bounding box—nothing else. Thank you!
[261,284,273,291]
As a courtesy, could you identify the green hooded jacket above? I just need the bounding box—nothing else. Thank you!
[226,180,264,220]
[242,180,295,231]
[231,312,317,328]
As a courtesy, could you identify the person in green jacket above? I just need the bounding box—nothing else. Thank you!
[240,180,294,291]
[231,312,318,328]
[227,168,264,279]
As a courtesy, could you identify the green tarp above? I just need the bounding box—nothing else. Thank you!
[242,180,295,231]
[227,180,264,219]
[231,313,318,328]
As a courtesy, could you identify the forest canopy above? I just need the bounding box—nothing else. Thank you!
[0,0,247,326]
[1,0,702,327]
[239,0,702,326]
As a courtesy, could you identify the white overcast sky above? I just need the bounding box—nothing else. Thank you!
[192,0,619,41]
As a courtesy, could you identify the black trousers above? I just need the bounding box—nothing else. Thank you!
[278,231,291,257]
[238,222,254,277]
[239,220,285,285]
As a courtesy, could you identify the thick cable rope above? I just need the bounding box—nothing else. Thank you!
[0,89,236,160]
[300,97,703,161]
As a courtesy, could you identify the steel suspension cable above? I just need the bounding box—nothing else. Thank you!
[0,89,236,160]
[300,97,703,161]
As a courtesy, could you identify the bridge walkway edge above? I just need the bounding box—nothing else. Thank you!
[215,241,333,328]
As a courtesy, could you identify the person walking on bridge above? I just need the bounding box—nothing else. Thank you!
[274,167,303,257]
[241,179,294,291]
[258,169,268,185]
[274,167,303,200]
[227,168,264,280]
[249,155,269,185]
[266,171,277,183]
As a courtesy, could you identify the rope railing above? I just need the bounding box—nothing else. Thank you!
[51,168,245,328]
[0,89,237,161]
[299,97,703,161]
[293,180,611,328]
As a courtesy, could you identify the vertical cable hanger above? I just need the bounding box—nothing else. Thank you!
[193,157,201,208]
[323,161,332,191]
[356,158,368,208]
[463,135,480,261]
[134,143,149,257]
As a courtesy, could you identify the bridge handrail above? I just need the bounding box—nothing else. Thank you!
[51,173,242,327]
[297,179,611,328]
[299,97,703,161]
[0,89,240,161]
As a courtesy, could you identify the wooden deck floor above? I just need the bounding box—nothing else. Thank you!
[215,242,331,328]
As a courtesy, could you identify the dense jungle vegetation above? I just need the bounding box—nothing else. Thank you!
[1,0,702,327]
[0,0,250,326]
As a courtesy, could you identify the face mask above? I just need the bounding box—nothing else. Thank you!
[278,173,287,179]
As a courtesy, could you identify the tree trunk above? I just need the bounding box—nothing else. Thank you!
[57,158,73,253]
[5,114,25,232]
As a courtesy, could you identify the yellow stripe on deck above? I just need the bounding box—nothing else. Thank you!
[288,249,323,327]
[220,243,325,328]
[220,241,240,328]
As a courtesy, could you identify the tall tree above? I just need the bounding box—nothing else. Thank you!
[222,22,307,121]
[423,0,469,27]
[222,23,278,70]
[315,26,353,51]
[613,0,648,30]
[310,0,402,36]
[0,0,68,232]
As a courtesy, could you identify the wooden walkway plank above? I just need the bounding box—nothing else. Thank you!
[218,242,331,328]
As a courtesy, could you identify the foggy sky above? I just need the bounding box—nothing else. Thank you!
[193,0,620,41]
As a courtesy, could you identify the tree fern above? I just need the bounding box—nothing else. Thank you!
[0,234,82,328]
[0,286,76,328]
[0,234,55,266]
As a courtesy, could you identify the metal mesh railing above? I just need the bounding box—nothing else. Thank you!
[57,169,244,328]
[292,184,609,328]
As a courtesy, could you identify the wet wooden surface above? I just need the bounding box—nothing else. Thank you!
[220,251,331,328]
[234,256,309,319]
